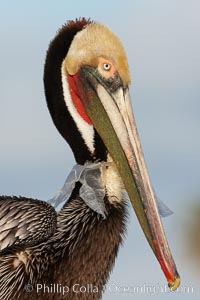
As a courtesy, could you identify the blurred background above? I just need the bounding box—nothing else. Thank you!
[0,0,199,299]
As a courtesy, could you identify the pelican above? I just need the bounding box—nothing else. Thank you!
[0,18,180,299]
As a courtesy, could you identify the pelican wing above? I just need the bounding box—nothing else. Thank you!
[0,196,57,251]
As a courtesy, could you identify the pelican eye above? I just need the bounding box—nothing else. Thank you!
[97,58,116,79]
[103,63,111,71]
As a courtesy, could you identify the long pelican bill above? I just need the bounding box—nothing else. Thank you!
[72,66,180,290]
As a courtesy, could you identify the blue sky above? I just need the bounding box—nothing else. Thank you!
[0,1,200,299]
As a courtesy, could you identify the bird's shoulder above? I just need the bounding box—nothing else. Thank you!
[0,196,57,251]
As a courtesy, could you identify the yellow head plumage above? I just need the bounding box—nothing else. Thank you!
[64,22,131,86]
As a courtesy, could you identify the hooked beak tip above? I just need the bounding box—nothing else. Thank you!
[168,275,181,291]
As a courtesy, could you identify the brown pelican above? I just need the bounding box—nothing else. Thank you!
[0,18,180,299]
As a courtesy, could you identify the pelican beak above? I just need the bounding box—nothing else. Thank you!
[73,66,180,290]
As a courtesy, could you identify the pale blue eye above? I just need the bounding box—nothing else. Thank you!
[103,63,111,71]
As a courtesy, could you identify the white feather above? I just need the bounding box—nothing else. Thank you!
[61,62,95,153]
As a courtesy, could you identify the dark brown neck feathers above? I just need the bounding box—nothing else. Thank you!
[48,197,127,300]
[44,18,97,165]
